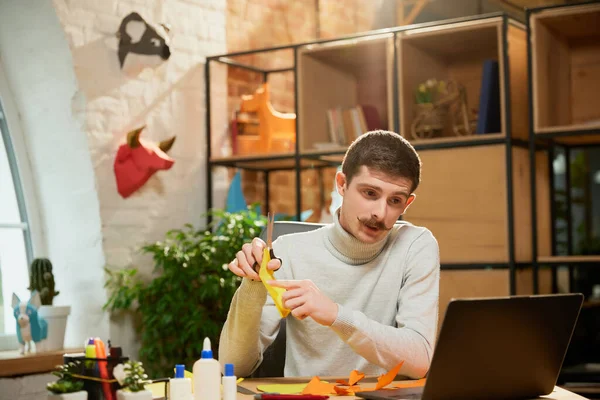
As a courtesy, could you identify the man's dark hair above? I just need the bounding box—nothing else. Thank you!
[341,130,421,193]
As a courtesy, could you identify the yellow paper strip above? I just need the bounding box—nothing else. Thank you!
[259,247,290,318]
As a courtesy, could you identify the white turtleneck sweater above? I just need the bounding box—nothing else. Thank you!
[218,211,440,379]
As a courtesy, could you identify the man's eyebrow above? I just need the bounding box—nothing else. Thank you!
[356,183,409,198]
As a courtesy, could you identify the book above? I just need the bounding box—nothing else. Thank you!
[476,59,501,134]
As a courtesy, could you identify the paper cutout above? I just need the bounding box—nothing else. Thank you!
[334,385,362,396]
[259,247,290,318]
[336,370,365,386]
[225,171,247,213]
[302,377,337,395]
[257,383,309,394]
[117,12,171,68]
[113,126,176,198]
[394,378,426,389]
[373,361,404,390]
[254,362,408,397]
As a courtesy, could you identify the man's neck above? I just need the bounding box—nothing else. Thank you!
[324,208,393,265]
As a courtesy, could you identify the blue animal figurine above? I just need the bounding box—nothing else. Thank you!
[12,291,48,354]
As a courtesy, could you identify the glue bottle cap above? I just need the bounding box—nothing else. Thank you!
[175,364,185,378]
[201,337,213,359]
[225,363,234,377]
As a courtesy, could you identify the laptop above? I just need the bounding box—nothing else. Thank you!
[356,293,584,400]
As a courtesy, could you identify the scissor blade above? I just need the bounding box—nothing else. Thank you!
[267,212,274,248]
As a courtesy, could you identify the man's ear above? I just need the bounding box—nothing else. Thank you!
[402,194,417,214]
[335,171,347,196]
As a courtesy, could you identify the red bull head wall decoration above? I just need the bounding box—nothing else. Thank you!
[114,126,176,198]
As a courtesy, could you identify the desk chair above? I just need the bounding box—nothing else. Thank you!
[250,220,324,378]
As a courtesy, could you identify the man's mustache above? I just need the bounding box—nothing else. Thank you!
[357,216,393,231]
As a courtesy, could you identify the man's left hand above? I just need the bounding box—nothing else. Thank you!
[268,279,338,326]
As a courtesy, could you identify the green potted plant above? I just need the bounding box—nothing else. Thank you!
[103,206,267,377]
[46,361,87,399]
[29,257,71,351]
[113,360,152,400]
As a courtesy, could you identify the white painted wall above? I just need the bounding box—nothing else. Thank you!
[0,0,109,347]
[0,0,227,397]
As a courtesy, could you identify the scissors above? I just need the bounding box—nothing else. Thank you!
[256,213,290,318]
[253,212,275,273]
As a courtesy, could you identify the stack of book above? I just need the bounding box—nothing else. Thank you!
[326,105,382,146]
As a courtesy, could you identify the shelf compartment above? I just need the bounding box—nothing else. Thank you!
[438,268,552,331]
[403,144,551,264]
[297,34,394,153]
[530,3,600,139]
[398,18,518,144]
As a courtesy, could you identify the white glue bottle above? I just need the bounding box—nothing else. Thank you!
[170,364,192,400]
[193,337,221,400]
[222,363,236,400]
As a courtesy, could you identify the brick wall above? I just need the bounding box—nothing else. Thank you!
[224,0,385,221]
[49,0,228,357]
[0,1,227,385]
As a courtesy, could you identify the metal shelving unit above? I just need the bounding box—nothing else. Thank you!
[205,12,536,294]
[527,0,600,293]
[526,1,600,390]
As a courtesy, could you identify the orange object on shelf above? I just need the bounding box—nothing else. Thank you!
[236,82,296,155]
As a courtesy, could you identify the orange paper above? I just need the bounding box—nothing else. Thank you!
[394,378,426,389]
[302,377,337,395]
[304,361,406,396]
[336,369,365,386]
[375,361,404,390]
[334,385,362,396]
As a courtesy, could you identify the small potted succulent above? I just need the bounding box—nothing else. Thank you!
[29,257,71,351]
[114,360,153,400]
[47,361,87,399]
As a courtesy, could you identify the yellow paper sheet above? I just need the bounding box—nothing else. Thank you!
[147,381,169,398]
[257,383,310,394]
[259,247,290,318]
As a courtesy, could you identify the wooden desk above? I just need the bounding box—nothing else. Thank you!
[236,378,590,400]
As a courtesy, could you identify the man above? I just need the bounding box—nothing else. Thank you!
[219,130,440,379]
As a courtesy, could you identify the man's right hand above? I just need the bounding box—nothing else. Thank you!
[228,237,282,281]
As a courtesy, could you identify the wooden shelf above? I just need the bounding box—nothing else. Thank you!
[532,125,600,145]
[210,153,334,171]
[0,348,82,377]
[410,132,506,149]
[404,144,551,264]
[297,34,394,152]
[538,255,600,265]
[531,2,600,138]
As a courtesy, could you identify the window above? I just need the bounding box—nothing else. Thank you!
[0,90,33,342]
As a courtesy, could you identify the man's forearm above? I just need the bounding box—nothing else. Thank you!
[329,304,436,378]
[218,279,270,376]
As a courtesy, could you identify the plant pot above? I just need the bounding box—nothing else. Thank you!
[38,305,71,351]
[116,389,153,400]
[47,391,88,400]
